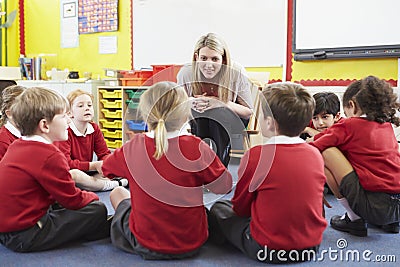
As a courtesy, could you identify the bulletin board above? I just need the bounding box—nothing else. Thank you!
[78,0,118,34]
[132,0,287,68]
[293,0,400,60]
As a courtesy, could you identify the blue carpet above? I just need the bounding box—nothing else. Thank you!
[1,160,399,266]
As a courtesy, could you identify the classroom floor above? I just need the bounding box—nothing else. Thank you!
[1,159,399,267]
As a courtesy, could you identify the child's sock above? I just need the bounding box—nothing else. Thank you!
[102,180,119,191]
[337,198,361,221]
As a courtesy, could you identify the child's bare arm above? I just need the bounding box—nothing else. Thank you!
[303,126,320,137]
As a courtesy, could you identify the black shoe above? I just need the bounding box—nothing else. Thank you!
[381,222,399,234]
[330,213,367,237]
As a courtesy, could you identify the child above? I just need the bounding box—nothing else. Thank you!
[311,76,400,236]
[99,81,232,259]
[209,82,327,263]
[301,92,344,141]
[55,89,127,191]
[302,92,345,199]
[0,87,110,252]
[0,85,26,160]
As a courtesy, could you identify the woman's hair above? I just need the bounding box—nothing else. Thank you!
[138,81,190,160]
[343,76,400,126]
[11,87,68,136]
[67,89,94,107]
[191,33,232,103]
[261,82,315,137]
[0,85,26,126]
[313,92,340,116]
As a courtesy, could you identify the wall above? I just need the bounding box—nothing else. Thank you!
[1,0,19,66]
[6,0,132,78]
[3,0,399,84]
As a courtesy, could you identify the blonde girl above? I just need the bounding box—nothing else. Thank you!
[55,89,127,191]
[100,81,232,259]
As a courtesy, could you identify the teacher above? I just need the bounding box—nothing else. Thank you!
[177,33,253,166]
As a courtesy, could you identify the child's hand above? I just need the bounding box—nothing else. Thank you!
[90,161,104,176]
[303,126,319,137]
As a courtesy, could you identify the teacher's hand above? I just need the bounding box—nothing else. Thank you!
[192,95,224,113]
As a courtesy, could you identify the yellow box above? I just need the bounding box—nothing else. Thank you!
[100,99,123,109]
[99,119,122,129]
[106,139,123,148]
[101,129,123,139]
[101,108,122,119]
[99,89,122,98]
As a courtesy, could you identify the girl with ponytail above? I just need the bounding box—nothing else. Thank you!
[100,81,233,259]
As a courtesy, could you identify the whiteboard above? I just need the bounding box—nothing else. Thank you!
[294,0,400,50]
[133,0,287,68]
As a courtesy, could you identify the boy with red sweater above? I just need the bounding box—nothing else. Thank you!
[0,87,109,252]
[209,82,327,263]
[301,92,344,141]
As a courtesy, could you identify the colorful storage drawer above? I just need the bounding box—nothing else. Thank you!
[101,108,122,119]
[125,100,139,109]
[105,139,123,148]
[101,129,123,139]
[125,89,146,100]
[99,89,122,99]
[99,119,123,129]
[100,99,122,109]
[120,70,153,79]
[126,120,148,131]
[119,78,153,86]
[152,64,182,83]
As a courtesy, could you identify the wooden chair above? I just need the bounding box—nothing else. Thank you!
[230,83,262,158]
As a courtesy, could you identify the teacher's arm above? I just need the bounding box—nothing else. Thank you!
[226,100,252,119]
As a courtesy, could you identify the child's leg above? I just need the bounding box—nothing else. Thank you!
[3,201,109,252]
[209,200,262,261]
[110,186,130,210]
[322,147,367,236]
[322,147,354,196]
[70,169,127,191]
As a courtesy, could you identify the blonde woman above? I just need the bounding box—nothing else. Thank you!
[54,89,128,191]
[99,82,232,259]
[177,33,253,166]
[0,85,26,160]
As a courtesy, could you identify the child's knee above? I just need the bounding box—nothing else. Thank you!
[86,201,108,218]
[210,200,235,220]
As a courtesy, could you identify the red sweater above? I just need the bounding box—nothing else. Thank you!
[55,122,110,171]
[311,117,400,193]
[0,139,99,232]
[0,126,19,161]
[312,117,345,140]
[232,143,327,251]
[102,133,232,254]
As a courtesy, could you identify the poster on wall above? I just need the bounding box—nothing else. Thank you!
[61,0,79,48]
[78,0,118,34]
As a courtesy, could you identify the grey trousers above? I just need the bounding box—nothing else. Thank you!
[0,201,110,252]
[209,200,319,263]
